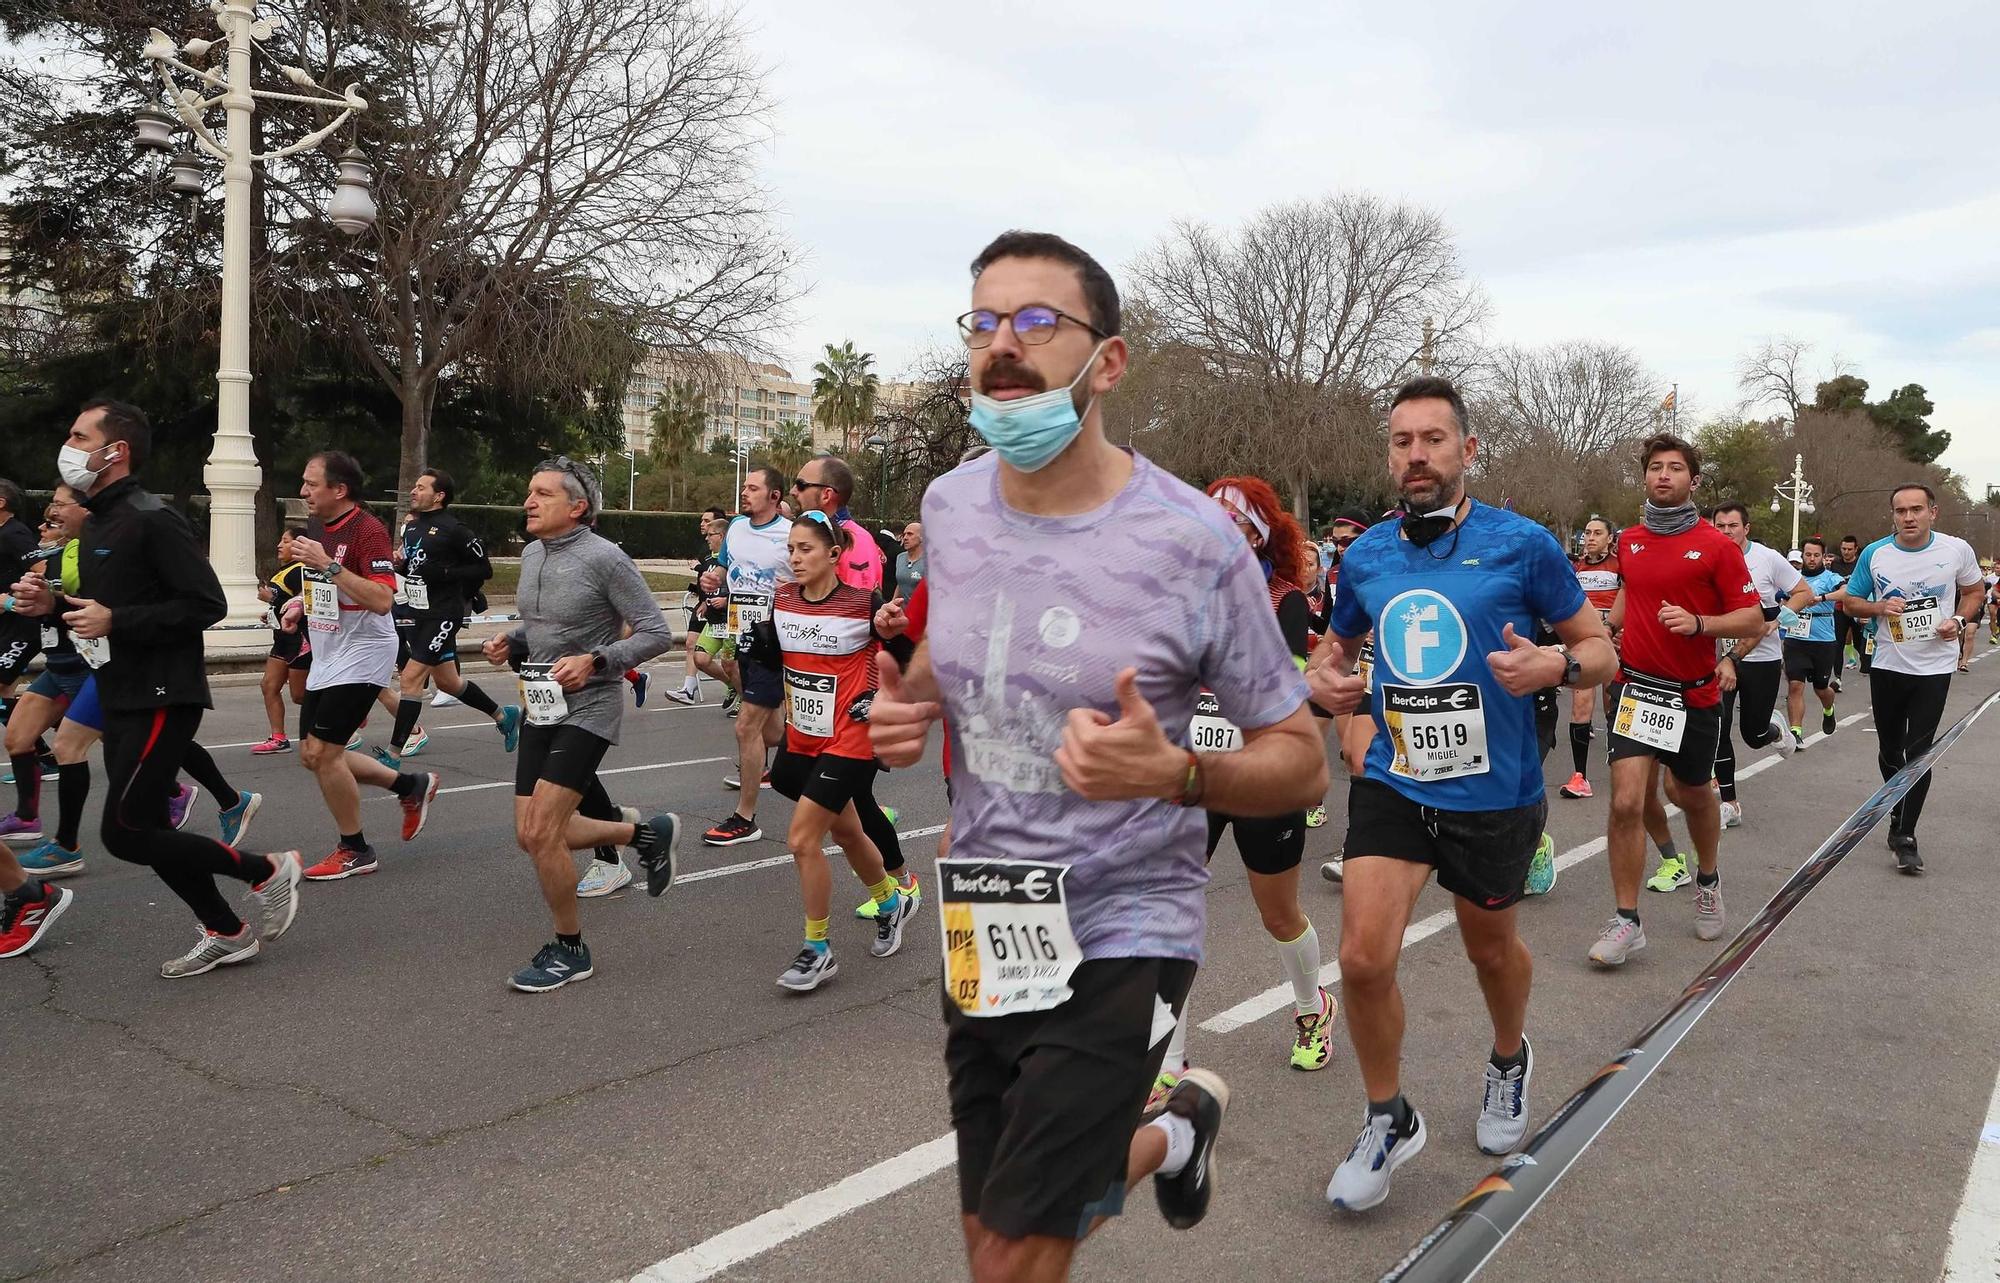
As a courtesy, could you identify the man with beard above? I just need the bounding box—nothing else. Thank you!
[1305,376,1614,1210]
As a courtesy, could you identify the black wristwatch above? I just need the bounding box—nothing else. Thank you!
[590,650,609,674]
[1563,654,1583,687]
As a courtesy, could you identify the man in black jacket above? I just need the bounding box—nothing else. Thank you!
[382,467,521,764]
[9,399,305,978]
[0,478,43,705]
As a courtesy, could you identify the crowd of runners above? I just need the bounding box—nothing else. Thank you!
[0,229,1995,1282]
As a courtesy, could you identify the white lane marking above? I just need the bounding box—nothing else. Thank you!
[679,826,948,884]
[1943,1065,2000,1280]
[1200,709,1872,1034]
[631,1134,959,1283]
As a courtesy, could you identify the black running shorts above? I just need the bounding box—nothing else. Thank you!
[1605,681,1724,786]
[299,682,380,748]
[514,722,612,796]
[739,657,783,709]
[770,747,877,815]
[1783,640,1840,690]
[1205,810,1306,875]
[397,612,461,669]
[1342,776,1545,910]
[945,956,1196,1241]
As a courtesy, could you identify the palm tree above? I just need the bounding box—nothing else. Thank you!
[645,378,707,507]
[765,418,815,481]
[811,339,880,455]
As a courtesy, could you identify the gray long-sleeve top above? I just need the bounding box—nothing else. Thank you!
[505,525,671,745]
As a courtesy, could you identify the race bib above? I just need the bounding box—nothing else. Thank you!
[1781,608,1812,640]
[938,858,1084,1018]
[727,590,771,636]
[75,634,110,668]
[1382,683,1489,780]
[1886,596,1940,643]
[1614,680,1687,752]
[1189,690,1242,753]
[518,661,568,726]
[403,578,430,612]
[784,667,836,738]
[305,571,340,629]
[41,624,59,650]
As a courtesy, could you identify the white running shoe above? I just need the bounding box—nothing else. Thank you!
[1320,857,1344,884]
[1769,714,1794,757]
[1326,1105,1427,1212]
[576,858,632,898]
[1719,800,1743,829]
[1476,1036,1533,1155]
[430,691,461,707]
[1588,915,1647,966]
[777,944,838,991]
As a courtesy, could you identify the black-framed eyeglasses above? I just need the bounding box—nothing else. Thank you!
[1330,537,1359,550]
[956,305,1106,350]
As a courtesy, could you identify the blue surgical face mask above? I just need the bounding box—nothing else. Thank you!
[967,341,1107,472]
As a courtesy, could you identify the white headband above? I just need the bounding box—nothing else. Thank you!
[1214,486,1270,543]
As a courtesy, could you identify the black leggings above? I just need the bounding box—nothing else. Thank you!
[1715,659,1785,802]
[101,707,273,935]
[1869,669,1952,837]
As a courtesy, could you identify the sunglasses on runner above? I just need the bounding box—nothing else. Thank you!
[956,305,1106,350]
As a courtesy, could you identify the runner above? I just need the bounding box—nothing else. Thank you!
[1828,533,1864,676]
[1304,376,1613,1211]
[1,498,81,843]
[291,451,440,881]
[1,838,71,958]
[684,524,740,714]
[870,231,1326,1272]
[249,543,312,754]
[7,399,302,977]
[1592,434,1764,965]
[669,507,731,705]
[1708,501,1814,827]
[751,511,914,990]
[1840,483,1985,872]
[1557,516,1621,800]
[894,520,926,602]
[380,467,521,767]
[702,468,792,847]
[792,455,884,591]
[1152,476,1334,1091]
[481,457,680,991]
[1306,510,1370,841]
[1783,537,1847,741]
[0,479,43,725]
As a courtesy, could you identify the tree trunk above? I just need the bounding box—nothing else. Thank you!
[1290,467,1312,529]
[396,375,434,524]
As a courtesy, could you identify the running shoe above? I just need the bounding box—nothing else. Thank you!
[1523,832,1557,897]
[576,857,632,898]
[630,670,651,707]
[249,851,303,942]
[1768,714,1795,757]
[777,944,837,991]
[218,790,262,848]
[345,732,365,752]
[303,846,378,881]
[403,726,430,757]
[510,938,593,993]
[701,813,761,847]
[722,688,740,715]
[1644,853,1690,892]
[0,812,43,841]
[1822,709,1837,737]
[1476,1037,1533,1155]
[18,841,83,878]
[1892,833,1923,875]
[1145,1068,1183,1117]
[1,882,72,958]
[370,746,402,772]
[667,684,700,706]
[1719,800,1743,829]
[159,926,260,978]
[169,786,194,832]
[855,871,920,919]
[1558,772,1592,799]
[1588,915,1647,966]
[1290,987,1337,1071]
[634,814,681,898]
[1693,882,1725,940]
[870,891,915,958]
[1327,1104,1427,1212]
[430,690,461,707]
[400,772,440,841]
[1831,676,1843,693]
[1153,1068,1230,1230]
[1320,856,1344,884]
[1305,805,1328,829]
[721,770,772,791]
[1790,728,1808,753]
[497,705,523,754]
[881,806,900,825]
[1957,661,1970,674]
[250,734,292,755]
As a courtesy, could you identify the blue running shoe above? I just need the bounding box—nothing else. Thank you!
[509,939,593,993]
[497,704,523,754]
[631,670,651,707]
[370,745,401,772]
[218,790,263,849]
[19,840,84,878]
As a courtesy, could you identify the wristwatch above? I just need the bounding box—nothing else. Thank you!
[1563,654,1583,687]
[590,650,608,674]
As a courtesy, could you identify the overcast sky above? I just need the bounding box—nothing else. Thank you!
[737,0,1999,500]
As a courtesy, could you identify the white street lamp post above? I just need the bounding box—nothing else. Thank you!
[1770,452,1815,554]
[140,2,371,625]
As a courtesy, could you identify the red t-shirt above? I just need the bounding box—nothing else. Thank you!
[1614,522,1757,707]
[774,580,879,759]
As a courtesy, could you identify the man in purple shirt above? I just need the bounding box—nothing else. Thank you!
[870,231,1327,1282]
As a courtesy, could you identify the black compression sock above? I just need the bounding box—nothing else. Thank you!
[391,772,420,799]
[340,831,368,852]
[593,845,620,865]
[557,931,583,949]
[1617,907,1640,924]
[9,751,40,819]
[457,681,500,717]
[1695,871,1718,888]
[390,698,422,755]
[1368,1094,1416,1135]
[56,761,89,849]
[1568,722,1591,777]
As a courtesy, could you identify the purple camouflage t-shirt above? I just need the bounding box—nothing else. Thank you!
[922,451,1309,964]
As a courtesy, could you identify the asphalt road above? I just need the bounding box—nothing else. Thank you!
[7,647,2000,1283]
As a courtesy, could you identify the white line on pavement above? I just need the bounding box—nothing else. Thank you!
[678,825,949,884]
[631,1135,960,1283]
[1942,1064,2000,1280]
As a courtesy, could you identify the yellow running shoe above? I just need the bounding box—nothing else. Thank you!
[1290,987,1337,1070]
[1144,1068,1181,1116]
[1645,853,1691,893]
